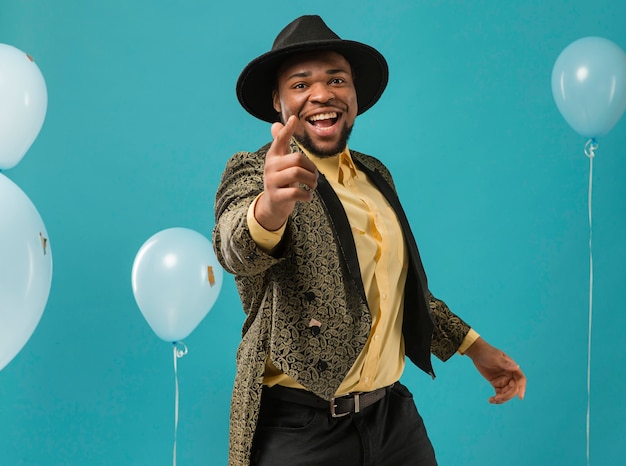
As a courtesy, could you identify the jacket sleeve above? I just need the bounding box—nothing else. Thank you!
[212,147,284,277]
[429,293,471,361]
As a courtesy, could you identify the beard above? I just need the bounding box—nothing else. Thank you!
[294,123,354,158]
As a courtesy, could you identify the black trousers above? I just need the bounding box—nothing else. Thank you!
[250,382,438,466]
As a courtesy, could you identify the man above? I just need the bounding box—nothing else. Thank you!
[213,15,526,466]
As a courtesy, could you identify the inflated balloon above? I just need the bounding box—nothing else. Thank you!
[0,44,48,170]
[0,174,53,371]
[131,227,223,342]
[552,37,626,138]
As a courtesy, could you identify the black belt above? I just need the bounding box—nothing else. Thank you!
[262,383,395,418]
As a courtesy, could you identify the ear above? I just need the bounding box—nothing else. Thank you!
[272,90,281,113]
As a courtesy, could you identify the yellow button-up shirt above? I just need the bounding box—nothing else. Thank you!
[247,144,478,396]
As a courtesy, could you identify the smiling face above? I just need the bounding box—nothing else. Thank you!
[272,50,358,156]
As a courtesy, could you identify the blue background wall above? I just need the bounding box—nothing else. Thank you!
[1,1,625,464]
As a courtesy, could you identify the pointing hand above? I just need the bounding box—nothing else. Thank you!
[255,115,319,231]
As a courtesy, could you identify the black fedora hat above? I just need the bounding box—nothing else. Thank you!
[236,15,389,123]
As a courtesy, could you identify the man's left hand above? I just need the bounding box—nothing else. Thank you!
[464,337,526,404]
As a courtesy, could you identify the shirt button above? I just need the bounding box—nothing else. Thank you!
[374,334,380,341]
[381,293,387,300]
[316,360,328,372]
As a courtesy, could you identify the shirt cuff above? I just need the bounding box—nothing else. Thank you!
[457,328,480,355]
[246,193,287,254]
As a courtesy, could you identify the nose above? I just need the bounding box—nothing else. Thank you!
[310,82,335,103]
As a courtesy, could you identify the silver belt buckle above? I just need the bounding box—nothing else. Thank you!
[330,393,360,418]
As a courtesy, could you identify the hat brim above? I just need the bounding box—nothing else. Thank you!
[236,39,389,123]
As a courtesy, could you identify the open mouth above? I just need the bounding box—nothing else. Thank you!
[306,111,339,128]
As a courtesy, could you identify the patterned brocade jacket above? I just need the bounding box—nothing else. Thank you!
[212,141,471,466]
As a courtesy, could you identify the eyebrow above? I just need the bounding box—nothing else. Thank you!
[285,68,350,80]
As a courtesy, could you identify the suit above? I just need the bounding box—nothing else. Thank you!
[213,141,471,465]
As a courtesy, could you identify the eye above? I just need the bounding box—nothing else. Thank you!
[330,78,345,85]
[293,82,307,89]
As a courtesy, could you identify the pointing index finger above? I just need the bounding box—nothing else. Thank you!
[270,115,297,155]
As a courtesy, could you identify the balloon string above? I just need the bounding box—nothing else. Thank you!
[172,341,188,466]
[584,138,596,466]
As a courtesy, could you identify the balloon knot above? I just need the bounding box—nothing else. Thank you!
[173,341,188,358]
[584,138,598,159]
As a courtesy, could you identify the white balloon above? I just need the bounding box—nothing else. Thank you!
[0,44,48,169]
[0,174,53,371]
[131,228,223,342]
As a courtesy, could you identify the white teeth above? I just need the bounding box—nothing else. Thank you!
[308,112,337,122]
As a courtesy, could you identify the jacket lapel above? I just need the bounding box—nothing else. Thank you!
[315,173,368,304]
